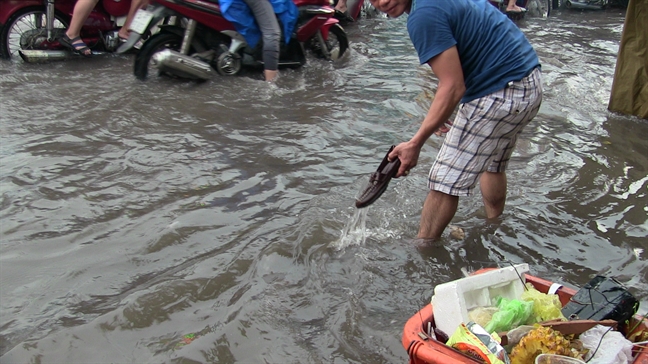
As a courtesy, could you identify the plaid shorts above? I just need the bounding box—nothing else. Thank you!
[428,67,543,196]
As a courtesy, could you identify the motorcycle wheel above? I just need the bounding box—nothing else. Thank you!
[552,0,566,9]
[215,51,242,76]
[134,32,184,80]
[527,0,552,17]
[0,7,69,60]
[310,24,349,61]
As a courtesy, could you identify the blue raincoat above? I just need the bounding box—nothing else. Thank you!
[219,0,299,48]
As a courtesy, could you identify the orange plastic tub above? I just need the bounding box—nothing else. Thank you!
[402,272,648,364]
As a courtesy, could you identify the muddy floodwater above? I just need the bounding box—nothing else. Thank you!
[1,7,647,363]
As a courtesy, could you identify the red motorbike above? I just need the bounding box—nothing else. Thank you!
[0,0,132,61]
[117,0,349,81]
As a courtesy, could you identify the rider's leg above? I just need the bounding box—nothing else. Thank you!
[243,0,281,82]
[65,0,99,40]
[119,0,149,39]
[335,0,348,13]
[506,0,525,12]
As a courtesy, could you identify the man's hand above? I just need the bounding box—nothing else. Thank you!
[387,141,422,177]
[434,119,454,136]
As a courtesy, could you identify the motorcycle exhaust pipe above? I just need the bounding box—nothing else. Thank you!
[566,1,605,9]
[19,50,70,63]
[152,49,215,81]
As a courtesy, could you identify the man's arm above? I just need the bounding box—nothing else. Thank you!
[390,45,466,177]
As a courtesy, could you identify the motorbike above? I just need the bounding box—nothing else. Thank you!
[118,0,349,81]
[1,0,135,61]
[560,0,628,10]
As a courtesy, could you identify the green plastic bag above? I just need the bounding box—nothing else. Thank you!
[484,297,534,333]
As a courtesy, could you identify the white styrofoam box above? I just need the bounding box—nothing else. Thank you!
[431,264,530,336]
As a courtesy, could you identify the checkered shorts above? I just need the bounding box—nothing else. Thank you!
[428,67,543,196]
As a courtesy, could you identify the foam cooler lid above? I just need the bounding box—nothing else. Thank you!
[431,264,530,336]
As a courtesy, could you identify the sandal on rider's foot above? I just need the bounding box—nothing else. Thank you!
[506,7,527,13]
[118,29,130,43]
[59,34,92,57]
[355,145,401,208]
[334,9,355,22]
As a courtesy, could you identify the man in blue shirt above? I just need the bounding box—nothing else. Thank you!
[370,0,542,241]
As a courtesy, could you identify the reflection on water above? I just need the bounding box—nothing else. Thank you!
[1,8,647,363]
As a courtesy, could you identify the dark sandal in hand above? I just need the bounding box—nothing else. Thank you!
[355,145,401,208]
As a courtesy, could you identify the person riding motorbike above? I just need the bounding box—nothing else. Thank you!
[220,0,298,82]
[59,0,149,56]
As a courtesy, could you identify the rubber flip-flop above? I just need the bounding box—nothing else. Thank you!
[355,145,401,208]
[506,7,527,13]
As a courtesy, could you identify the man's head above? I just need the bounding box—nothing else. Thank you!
[368,0,412,18]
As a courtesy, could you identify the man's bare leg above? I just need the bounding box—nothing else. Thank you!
[480,171,507,218]
[417,190,458,239]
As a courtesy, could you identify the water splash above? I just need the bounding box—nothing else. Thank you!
[331,208,369,250]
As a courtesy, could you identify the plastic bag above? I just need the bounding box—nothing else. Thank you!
[520,283,566,323]
[468,306,499,328]
[484,297,534,333]
[446,322,510,364]
[580,325,633,364]
[503,325,535,348]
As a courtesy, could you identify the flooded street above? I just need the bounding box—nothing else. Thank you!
[1,7,647,363]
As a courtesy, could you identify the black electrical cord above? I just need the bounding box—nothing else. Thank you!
[584,325,614,363]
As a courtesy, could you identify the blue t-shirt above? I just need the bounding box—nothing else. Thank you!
[407,0,540,103]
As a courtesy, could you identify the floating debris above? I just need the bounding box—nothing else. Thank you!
[449,225,465,240]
